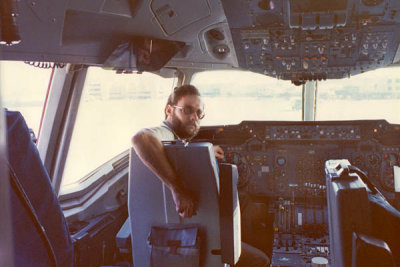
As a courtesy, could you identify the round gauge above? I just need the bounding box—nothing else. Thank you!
[368,154,380,167]
[225,152,249,187]
[247,138,263,152]
[227,152,242,165]
[237,164,250,188]
[380,153,399,191]
[381,168,394,191]
[276,156,286,167]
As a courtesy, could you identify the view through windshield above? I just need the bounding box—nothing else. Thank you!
[192,70,302,125]
[0,61,51,135]
[61,69,302,189]
[317,67,400,123]
[62,67,400,189]
[2,62,397,189]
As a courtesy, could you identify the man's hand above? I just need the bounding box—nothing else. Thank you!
[171,187,197,218]
[214,145,225,160]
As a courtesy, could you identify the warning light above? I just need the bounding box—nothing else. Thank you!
[373,128,378,133]
[385,154,388,159]
[218,128,224,132]
[249,129,253,133]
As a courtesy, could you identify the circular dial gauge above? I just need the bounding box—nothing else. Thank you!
[276,156,286,167]
[225,151,250,187]
[368,153,380,167]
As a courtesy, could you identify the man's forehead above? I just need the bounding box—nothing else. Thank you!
[177,95,202,107]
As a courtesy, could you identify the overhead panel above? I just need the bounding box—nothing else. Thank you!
[221,0,400,85]
[287,0,349,29]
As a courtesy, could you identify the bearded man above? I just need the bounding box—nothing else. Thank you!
[132,84,269,267]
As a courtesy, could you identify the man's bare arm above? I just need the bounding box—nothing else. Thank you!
[131,130,196,218]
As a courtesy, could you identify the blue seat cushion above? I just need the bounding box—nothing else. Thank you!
[6,110,73,267]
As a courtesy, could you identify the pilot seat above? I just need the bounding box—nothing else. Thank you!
[6,110,74,267]
[127,141,241,266]
[325,159,400,267]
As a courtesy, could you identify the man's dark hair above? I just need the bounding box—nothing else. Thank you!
[165,85,201,118]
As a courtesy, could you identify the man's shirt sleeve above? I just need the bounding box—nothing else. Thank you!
[144,125,175,141]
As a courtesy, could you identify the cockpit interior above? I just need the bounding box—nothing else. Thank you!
[1,0,400,266]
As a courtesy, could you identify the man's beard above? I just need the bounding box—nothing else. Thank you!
[170,113,200,139]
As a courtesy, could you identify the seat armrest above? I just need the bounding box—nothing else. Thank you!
[116,218,131,251]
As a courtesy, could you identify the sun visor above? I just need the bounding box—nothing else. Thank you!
[103,37,185,73]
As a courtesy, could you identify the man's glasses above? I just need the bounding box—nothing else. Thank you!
[173,105,205,120]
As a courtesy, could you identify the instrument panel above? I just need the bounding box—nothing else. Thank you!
[194,120,400,200]
[195,120,400,266]
[221,0,400,84]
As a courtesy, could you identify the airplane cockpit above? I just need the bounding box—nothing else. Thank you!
[1,0,400,266]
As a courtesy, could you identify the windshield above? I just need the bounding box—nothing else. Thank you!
[317,66,400,123]
[60,66,400,191]
[61,68,177,189]
[192,68,400,124]
[192,70,302,124]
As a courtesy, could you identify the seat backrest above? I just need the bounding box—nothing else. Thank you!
[325,159,371,267]
[325,159,400,267]
[128,142,240,266]
[6,110,73,267]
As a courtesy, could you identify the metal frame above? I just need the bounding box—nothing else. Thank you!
[37,64,88,195]
[0,65,14,266]
[302,80,318,121]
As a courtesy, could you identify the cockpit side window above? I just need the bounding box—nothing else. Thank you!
[0,61,52,139]
[60,67,177,190]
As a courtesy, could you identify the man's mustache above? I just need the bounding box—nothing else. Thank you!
[186,122,199,127]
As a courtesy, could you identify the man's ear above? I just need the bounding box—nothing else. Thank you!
[165,104,173,117]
